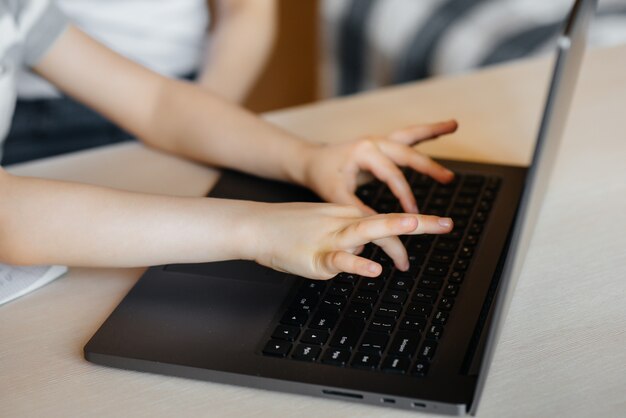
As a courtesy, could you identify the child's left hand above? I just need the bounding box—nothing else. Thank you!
[301,120,458,214]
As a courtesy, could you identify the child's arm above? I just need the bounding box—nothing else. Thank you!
[0,168,451,279]
[198,0,278,102]
[34,26,457,215]
[0,24,456,279]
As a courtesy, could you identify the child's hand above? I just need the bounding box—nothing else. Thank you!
[245,202,452,280]
[301,120,458,214]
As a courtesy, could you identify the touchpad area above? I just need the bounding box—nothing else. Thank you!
[165,260,290,286]
[85,269,296,370]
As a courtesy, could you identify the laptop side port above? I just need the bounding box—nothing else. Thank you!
[322,389,363,399]
[381,398,396,404]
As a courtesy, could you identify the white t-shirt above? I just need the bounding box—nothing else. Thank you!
[17,0,210,99]
[0,0,68,160]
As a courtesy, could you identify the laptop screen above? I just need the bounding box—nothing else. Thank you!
[470,0,596,413]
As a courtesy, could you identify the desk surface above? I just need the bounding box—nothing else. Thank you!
[2,45,626,418]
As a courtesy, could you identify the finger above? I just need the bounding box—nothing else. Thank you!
[331,190,377,216]
[339,214,419,247]
[409,214,454,234]
[377,141,454,184]
[372,235,409,271]
[368,214,454,271]
[357,147,418,213]
[321,251,382,278]
[388,120,458,145]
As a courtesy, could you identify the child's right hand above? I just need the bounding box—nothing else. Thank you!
[243,202,453,280]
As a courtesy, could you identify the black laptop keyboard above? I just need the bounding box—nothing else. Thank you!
[262,169,500,376]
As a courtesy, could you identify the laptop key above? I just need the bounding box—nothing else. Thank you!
[329,318,365,350]
[459,186,481,196]
[300,280,326,295]
[351,352,381,369]
[369,317,396,333]
[280,310,308,327]
[455,196,477,207]
[399,316,426,332]
[426,325,443,341]
[376,304,402,318]
[417,277,443,290]
[464,175,485,186]
[389,331,420,357]
[381,356,410,374]
[353,290,378,305]
[320,295,347,312]
[359,332,389,354]
[474,211,488,224]
[291,294,318,313]
[444,284,459,297]
[455,258,470,271]
[449,270,464,284]
[482,189,496,202]
[430,251,454,264]
[418,341,438,361]
[389,277,414,292]
[382,290,407,305]
[428,197,450,209]
[465,234,479,246]
[412,359,430,376]
[409,240,431,254]
[322,348,351,366]
[263,340,292,357]
[450,206,473,217]
[469,223,483,235]
[412,290,437,304]
[293,344,322,362]
[438,297,455,311]
[359,278,384,293]
[300,329,329,345]
[406,303,432,318]
[425,264,449,277]
[432,311,449,326]
[334,273,359,284]
[309,310,339,331]
[486,176,500,191]
[272,325,300,341]
[453,218,468,230]
[327,283,354,297]
[346,303,372,319]
[435,240,459,252]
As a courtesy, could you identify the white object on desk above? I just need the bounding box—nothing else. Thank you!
[0,264,67,306]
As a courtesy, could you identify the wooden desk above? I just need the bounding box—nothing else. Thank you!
[2,45,626,417]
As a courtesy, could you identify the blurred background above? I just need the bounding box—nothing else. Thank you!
[248,0,626,112]
[5,0,626,166]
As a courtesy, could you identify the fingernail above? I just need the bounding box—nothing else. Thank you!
[438,217,453,228]
[368,263,381,274]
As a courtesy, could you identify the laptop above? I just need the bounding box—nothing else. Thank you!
[84,0,595,414]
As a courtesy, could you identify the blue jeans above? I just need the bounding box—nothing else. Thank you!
[2,72,197,166]
[2,96,134,166]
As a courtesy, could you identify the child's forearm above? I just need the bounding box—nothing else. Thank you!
[144,78,313,186]
[34,25,313,186]
[0,170,454,279]
[0,171,253,267]
[198,0,278,102]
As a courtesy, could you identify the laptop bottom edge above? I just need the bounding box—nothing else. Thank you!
[84,351,467,415]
